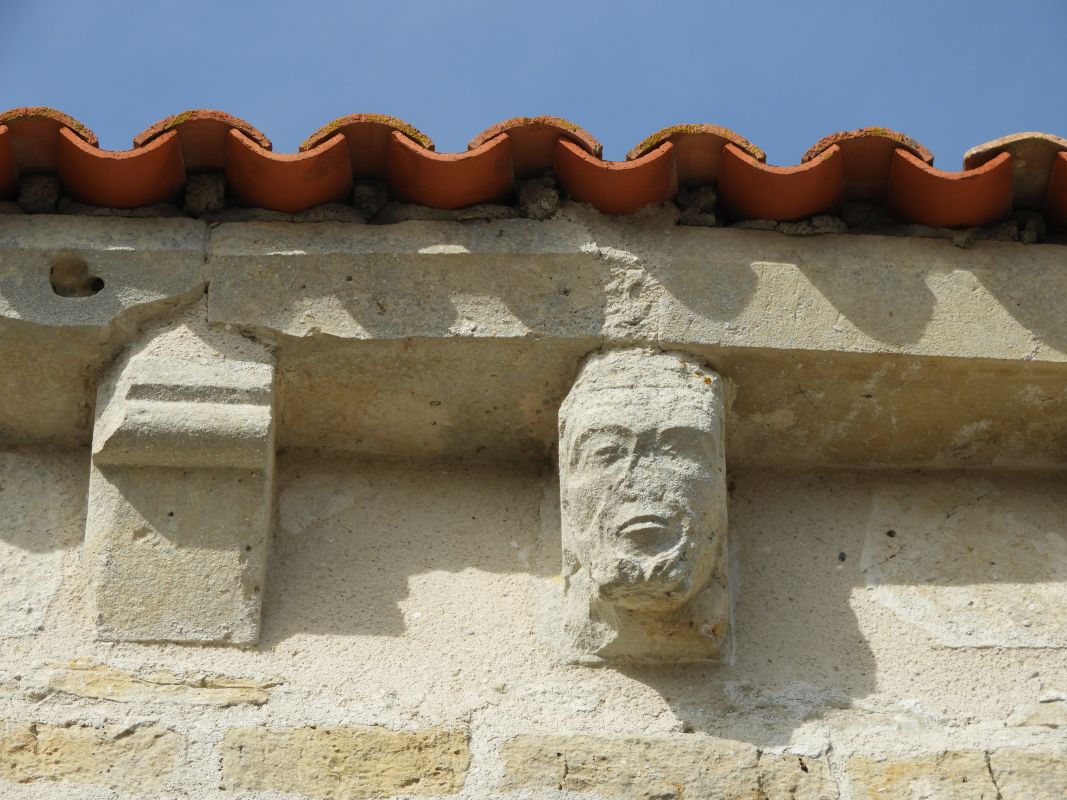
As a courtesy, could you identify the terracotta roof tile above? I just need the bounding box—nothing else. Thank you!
[0,126,17,199]
[627,124,764,186]
[134,110,270,172]
[965,132,1067,210]
[0,107,96,173]
[804,127,932,203]
[718,143,843,221]
[1044,152,1067,232]
[388,131,513,209]
[226,130,352,213]
[302,114,433,180]
[58,127,185,208]
[887,149,1013,228]
[470,117,600,178]
[3,107,1066,228]
[554,139,676,215]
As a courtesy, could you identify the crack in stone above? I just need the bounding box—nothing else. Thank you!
[754,748,769,800]
[984,751,1004,800]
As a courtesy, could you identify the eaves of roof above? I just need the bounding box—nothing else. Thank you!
[2,108,1066,229]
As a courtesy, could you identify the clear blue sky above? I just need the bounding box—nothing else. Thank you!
[4,0,1066,166]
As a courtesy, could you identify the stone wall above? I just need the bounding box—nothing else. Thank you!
[0,209,1064,797]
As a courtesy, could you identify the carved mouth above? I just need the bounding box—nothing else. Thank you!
[616,515,671,539]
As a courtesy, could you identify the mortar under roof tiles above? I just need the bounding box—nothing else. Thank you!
[2,107,1067,230]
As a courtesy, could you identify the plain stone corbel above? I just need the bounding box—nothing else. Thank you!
[84,304,275,645]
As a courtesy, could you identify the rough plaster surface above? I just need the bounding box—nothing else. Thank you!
[0,450,1062,797]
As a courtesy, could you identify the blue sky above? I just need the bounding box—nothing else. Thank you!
[4,0,1065,165]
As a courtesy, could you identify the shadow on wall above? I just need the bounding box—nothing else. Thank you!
[616,468,1067,741]
[260,455,557,643]
[2,444,1064,746]
[258,456,1067,744]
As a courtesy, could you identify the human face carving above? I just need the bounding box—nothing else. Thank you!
[561,388,723,611]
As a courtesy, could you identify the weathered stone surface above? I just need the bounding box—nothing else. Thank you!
[0,215,207,443]
[25,659,275,706]
[1006,697,1067,728]
[207,219,1067,362]
[200,220,1067,468]
[847,752,996,799]
[860,479,1067,648]
[0,720,182,792]
[220,725,470,798]
[0,448,84,637]
[990,750,1067,799]
[501,735,836,799]
[86,303,275,644]
[558,348,729,663]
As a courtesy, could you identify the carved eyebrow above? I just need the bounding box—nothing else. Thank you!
[570,425,632,450]
[656,426,717,454]
[657,425,715,441]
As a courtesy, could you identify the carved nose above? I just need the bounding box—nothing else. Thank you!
[620,457,665,499]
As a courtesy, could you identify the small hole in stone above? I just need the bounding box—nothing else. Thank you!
[167,511,174,517]
[50,254,104,298]
[245,545,252,552]
[886,529,896,537]
[837,551,847,562]
[345,275,353,282]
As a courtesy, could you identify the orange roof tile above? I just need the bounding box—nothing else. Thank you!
[1,107,1064,231]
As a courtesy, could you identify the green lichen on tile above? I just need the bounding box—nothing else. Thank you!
[806,127,930,163]
[0,107,96,144]
[161,110,197,131]
[301,115,433,152]
[483,117,601,157]
[627,124,765,163]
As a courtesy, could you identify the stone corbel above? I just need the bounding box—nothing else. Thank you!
[85,304,275,645]
[558,347,731,663]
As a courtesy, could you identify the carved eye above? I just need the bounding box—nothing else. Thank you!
[588,443,624,464]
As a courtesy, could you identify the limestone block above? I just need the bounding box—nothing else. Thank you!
[219,725,470,798]
[0,215,207,444]
[501,735,835,799]
[0,449,84,637]
[558,348,730,663]
[0,720,183,792]
[847,752,996,799]
[25,659,275,706]
[989,750,1067,800]
[86,304,275,644]
[1006,697,1067,728]
[860,480,1067,648]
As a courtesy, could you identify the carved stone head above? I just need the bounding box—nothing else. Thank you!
[558,348,729,662]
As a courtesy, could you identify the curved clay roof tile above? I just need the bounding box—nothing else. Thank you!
[135,110,271,172]
[627,124,765,187]
[225,130,353,213]
[388,131,513,209]
[718,144,844,221]
[887,149,1014,228]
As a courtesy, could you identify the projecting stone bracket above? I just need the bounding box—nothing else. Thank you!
[558,347,731,664]
[85,303,275,645]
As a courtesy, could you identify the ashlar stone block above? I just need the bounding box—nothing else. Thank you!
[85,304,275,644]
